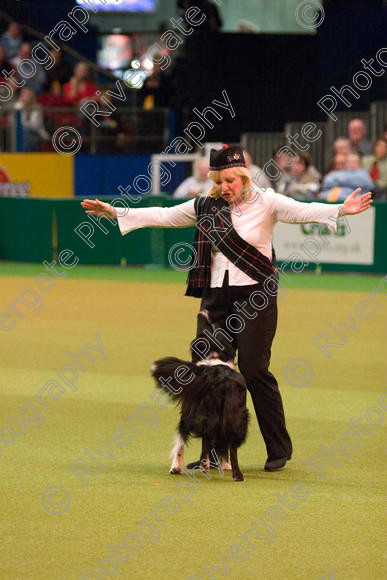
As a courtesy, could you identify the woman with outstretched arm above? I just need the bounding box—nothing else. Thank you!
[81,145,372,472]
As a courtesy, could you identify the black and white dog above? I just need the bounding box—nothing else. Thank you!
[151,312,249,481]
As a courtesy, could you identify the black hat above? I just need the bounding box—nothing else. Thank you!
[209,145,246,171]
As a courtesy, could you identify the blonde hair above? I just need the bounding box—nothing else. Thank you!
[206,166,253,198]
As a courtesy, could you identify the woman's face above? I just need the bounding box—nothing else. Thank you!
[75,63,88,80]
[334,153,347,170]
[291,158,306,176]
[214,168,247,204]
[374,140,387,160]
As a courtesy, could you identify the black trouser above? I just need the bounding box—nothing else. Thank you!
[195,272,292,462]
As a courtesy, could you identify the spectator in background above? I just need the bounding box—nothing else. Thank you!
[0,44,15,82]
[94,93,126,152]
[1,22,23,60]
[243,150,272,190]
[177,0,222,31]
[362,139,387,199]
[173,158,212,198]
[141,63,171,109]
[324,148,349,175]
[43,49,72,95]
[272,146,292,190]
[237,20,260,33]
[320,152,374,202]
[333,137,352,156]
[14,88,49,152]
[331,153,348,171]
[348,119,373,156]
[279,152,321,199]
[12,43,46,94]
[63,62,97,106]
[324,138,351,176]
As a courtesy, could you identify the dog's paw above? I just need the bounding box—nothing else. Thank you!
[169,467,182,474]
[233,474,244,482]
[221,461,232,471]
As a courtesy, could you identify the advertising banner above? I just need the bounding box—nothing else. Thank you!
[272,207,375,265]
[0,153,74,198]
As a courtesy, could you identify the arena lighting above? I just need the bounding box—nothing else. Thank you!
[75,0,157,12]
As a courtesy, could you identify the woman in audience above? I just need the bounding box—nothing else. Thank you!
[280,152,321,199]
[324,152,348,176]
[14,88,49,151]
[63,63,97,106]
[362,139,387,199]
[333,137,352,156]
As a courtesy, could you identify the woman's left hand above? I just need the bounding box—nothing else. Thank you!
[342,188,373,215]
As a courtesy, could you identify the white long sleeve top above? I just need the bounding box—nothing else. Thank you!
[116,188,342,288]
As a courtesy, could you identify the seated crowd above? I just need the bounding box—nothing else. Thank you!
[318,122,386,200]
[0,21,138,153]
[173,121,386,201]
[1,21,386,200]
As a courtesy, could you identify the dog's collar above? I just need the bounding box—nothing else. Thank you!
[196,359,236,370]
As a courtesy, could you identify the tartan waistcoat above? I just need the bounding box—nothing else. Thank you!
[185,195,278,298]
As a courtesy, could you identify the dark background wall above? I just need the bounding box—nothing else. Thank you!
[317,0,386,107]
[3,0,386,139]
[180,32,320,141]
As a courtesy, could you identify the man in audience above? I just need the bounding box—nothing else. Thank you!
[173,158,212,198]
[12,43,46,94]
[272,146,293,190]
[1,22,22,60]
[348,119,373,156]
[362,139,387,199]
[0,44,15,83]
[177,0,222,32]
[243,150,272,190]
[320,152,374,202]
[43,49,72,95]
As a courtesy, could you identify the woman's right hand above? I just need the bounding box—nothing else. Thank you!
[81,198,117,219]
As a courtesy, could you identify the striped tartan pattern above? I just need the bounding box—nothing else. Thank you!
[185,196,278,298]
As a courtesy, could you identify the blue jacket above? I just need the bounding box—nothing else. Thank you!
[320,169,375,201]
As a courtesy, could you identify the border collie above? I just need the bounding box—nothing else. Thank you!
[151,312,249,481]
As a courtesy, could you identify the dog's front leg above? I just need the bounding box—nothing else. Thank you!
[170,433,185,474]
[200,438,211,471]
[230,447,244,482]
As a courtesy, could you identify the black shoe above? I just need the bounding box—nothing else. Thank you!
[186,459,218,470]
[264,457,288,472]
[186,460,202,469]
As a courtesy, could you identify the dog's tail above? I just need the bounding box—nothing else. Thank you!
[150,356,195,402]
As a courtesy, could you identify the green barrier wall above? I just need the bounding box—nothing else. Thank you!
[0,197,386,273]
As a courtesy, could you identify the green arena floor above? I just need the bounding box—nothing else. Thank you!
[0,263,385,580]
